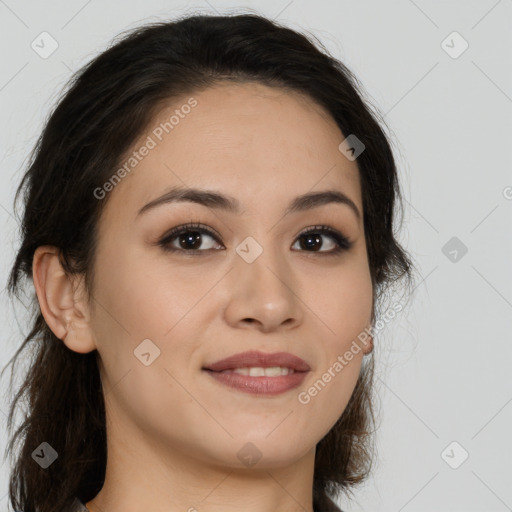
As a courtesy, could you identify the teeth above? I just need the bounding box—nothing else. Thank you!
[229,366,294,377]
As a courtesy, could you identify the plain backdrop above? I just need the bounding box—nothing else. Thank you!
[0,1,511,511]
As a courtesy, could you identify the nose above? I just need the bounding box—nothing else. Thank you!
[222,245,304,333]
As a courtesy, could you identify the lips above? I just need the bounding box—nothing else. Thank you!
[203,350,311,373]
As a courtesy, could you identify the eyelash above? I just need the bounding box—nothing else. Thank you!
[157,222,353,256]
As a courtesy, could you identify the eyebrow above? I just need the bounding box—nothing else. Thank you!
[137,186,361,220]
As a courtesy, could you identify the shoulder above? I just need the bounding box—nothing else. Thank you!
[314,492,345,512]
[326,495,345,511]
[69,497,89,511]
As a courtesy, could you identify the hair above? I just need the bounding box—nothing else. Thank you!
[1,12,415,512]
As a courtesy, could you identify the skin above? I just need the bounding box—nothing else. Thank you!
[33,82,374,512]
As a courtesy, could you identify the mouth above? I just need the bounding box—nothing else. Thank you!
[202,350,311,373]
[202,366,310,396]
[202,350,311,396]
[203,366,301,376]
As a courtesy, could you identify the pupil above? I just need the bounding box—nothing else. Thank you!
[180,231,201,249]
[301,233,321,251]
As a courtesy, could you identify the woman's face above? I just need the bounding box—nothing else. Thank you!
[85,82,373,469]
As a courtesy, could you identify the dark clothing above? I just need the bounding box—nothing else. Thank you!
[314,492,345,511]
[69,498,89,511]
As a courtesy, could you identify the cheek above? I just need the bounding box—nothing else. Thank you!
[93,244,206,338]
[295,260,372,433]
[305,258,373,344]
[103,355,191,424]
[91,253,205,437]
[90,246,218,400]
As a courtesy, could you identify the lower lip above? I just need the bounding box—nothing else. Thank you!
[203,369,309,396]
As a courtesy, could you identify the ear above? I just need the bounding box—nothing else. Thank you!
[361,319,374,356]
[32,245,96,354]
[362,335,373,355]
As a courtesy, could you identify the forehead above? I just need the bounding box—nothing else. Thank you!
[100,82,362,224]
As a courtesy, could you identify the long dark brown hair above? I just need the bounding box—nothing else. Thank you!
[1,12,415,512]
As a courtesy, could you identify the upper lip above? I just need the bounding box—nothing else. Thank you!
[203,350,311,372]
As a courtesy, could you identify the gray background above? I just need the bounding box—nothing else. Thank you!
[0,1,511,511]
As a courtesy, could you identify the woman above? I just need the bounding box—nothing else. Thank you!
[2,13,414,512]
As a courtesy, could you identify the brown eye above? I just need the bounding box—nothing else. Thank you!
[158,223,223,254]
[158,223,352,256]
[292,226,352,255]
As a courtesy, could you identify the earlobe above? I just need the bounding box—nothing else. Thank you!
[363,335,373,355]
[32,246,96,354]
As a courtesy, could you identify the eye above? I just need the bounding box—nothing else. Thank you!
[157,223,353,255]
[158,223,223,254]
[292,225,353,255]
